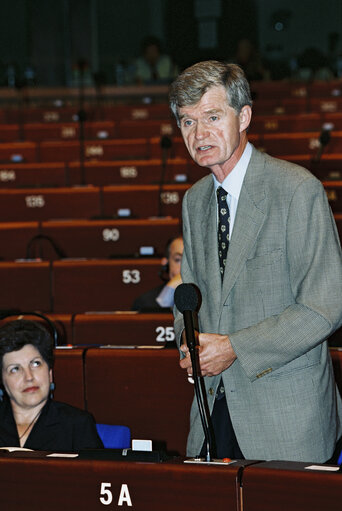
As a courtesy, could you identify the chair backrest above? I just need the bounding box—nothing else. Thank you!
[96,423,131,449]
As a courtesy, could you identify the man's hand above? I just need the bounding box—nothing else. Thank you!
[179,333,237,377]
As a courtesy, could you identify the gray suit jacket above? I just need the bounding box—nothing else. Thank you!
[174,147,342,462]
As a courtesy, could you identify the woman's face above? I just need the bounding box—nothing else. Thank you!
[2,344,52,411]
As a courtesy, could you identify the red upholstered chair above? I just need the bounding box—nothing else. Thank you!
[53,347,86,409]
[84,347,194,455]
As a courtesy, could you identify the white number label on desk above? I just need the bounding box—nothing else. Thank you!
[120,166,138,179]
[100,482,113,505]
[25,195,45,208]
[160,191,179,205]
[156,326,175,342]
[99,482,132,506]
[0,170,16,182]
[102,228,120,242]
[122,269,141,284]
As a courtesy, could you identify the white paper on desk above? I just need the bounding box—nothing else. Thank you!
[305,464,340,472]
[47,453,79,458]
[0,447,33,452]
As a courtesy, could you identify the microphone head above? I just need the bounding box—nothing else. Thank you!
[160,135,172,149]
[319,123,333,146]
[174,283,202,313]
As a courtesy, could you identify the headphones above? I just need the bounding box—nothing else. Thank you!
[158,261,169,282]
[0,311,59,347]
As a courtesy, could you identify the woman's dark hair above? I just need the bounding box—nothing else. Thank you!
[0,320,54,383]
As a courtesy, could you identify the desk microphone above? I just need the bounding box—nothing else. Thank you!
[174,283,201,356]
[313,123,334,162]
[174,283,214,462]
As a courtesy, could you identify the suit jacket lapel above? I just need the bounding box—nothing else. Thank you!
[221,148,267,306]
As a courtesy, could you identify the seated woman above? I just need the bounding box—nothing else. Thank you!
[0,320,103,451]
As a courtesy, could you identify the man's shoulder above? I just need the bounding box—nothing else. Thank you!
[251,148,323,197]
[261,150,319,185]
[131,284,165,311]
[185,174,213,201]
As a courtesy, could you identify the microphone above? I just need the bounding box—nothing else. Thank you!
[174,283,201,355]
[160,134,173,151]
[313,122,334,162]
[175,283,214,461]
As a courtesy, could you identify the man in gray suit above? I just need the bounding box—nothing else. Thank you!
[169,60,342,463]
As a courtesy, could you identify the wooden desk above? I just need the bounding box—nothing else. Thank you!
[41,218,180,259]
[72,312,175,346]
[0,453,250,511]
[0,186,101,221]
[52,259,162,312]
[242,460,342,511]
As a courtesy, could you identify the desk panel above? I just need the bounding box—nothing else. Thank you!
[0,186,101,221]
[41,218,180,259]
[0,141,38,163]
[0,162,67,188]
[0,455,247,511]
[0,261,52,311]
[72,312,174,346]
[0,221,39,260]
[243,460,342,511]
[52,259,162,312]
[68,158,190,186]
[323,181,342,214]
[102,184,189,219]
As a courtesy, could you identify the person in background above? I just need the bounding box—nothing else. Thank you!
[169,60,342,463]
[133,36,178,85]
[132,236,183,312]
[0,320,103,451]
[234,38,271,82]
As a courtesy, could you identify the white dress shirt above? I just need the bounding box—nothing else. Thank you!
[212,142,252,237]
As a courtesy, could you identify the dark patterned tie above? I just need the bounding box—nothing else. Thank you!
[217,186,230,280]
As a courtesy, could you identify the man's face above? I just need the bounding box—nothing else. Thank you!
[168,237,184,279]
[178,85,251,181]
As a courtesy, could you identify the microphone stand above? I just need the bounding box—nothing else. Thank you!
[77,60,87,186]
[183,310,214,461]
[157,135,172,217]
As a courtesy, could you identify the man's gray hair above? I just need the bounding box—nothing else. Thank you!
[169,60,252,126]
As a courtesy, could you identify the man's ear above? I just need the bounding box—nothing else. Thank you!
[239,105,252,132]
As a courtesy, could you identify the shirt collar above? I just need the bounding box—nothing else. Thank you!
[213,142,252,200]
